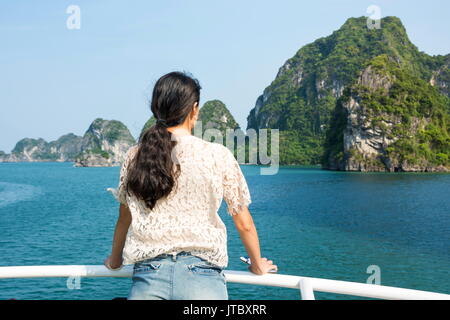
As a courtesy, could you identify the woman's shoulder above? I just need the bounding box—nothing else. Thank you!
[177,135,234,165]
[129,137,231,159]
[188,135,231,154]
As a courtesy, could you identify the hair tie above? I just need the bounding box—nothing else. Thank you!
[156,118,168,127]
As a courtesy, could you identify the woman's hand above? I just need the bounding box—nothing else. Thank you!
[249,257,278,275]
[104,255,123,271]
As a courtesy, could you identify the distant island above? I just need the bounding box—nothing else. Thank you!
[1,16,449,171]
[0,100,240,167]
[0,118,136,167]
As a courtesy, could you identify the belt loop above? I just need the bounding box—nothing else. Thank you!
[171,252,177,261]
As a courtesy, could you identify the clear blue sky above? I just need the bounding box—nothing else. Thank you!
[0,0,449,152]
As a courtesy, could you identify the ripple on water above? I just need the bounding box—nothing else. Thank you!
[0,182,42,208]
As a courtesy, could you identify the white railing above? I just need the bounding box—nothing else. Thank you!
[1,265,449,300]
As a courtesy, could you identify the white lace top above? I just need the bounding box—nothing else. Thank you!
[112,134,251,268]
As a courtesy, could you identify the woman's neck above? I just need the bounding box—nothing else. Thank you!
[167,123,193,136]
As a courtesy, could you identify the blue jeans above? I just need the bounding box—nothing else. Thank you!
[127,252,228,300]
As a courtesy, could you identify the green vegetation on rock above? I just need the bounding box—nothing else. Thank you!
[196,100,240,135]
[323,54,450,171]
[75,118,136,166]
[246,16,449,170]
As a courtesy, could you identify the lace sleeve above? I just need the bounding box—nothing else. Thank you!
[221,147,252,216]
[113,146,137,205]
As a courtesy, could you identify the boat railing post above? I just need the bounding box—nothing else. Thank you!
[299,278,315,300]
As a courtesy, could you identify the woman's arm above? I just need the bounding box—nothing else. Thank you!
[104,203,132,270]
[232,206,277,275]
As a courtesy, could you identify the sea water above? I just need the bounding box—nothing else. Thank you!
[0,162,449,300]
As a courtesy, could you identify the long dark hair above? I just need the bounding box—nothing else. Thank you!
[126,71,201,210]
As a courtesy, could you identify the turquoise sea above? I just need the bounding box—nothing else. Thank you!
[0,162,449,300]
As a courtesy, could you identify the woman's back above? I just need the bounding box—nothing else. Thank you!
[105,71,276,300]
[117,134,251,268]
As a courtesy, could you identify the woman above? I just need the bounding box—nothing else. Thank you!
[104,71,277,300]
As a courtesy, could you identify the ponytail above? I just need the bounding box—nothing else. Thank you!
[126,71,201,210]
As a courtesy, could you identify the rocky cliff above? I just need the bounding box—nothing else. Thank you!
[195,100,240,138]
[74,118,136,167]
[246,16,449,169]
[323,55,450,172]
[430,54,450,98]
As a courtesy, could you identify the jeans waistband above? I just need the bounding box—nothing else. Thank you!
[155,251,192,260]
